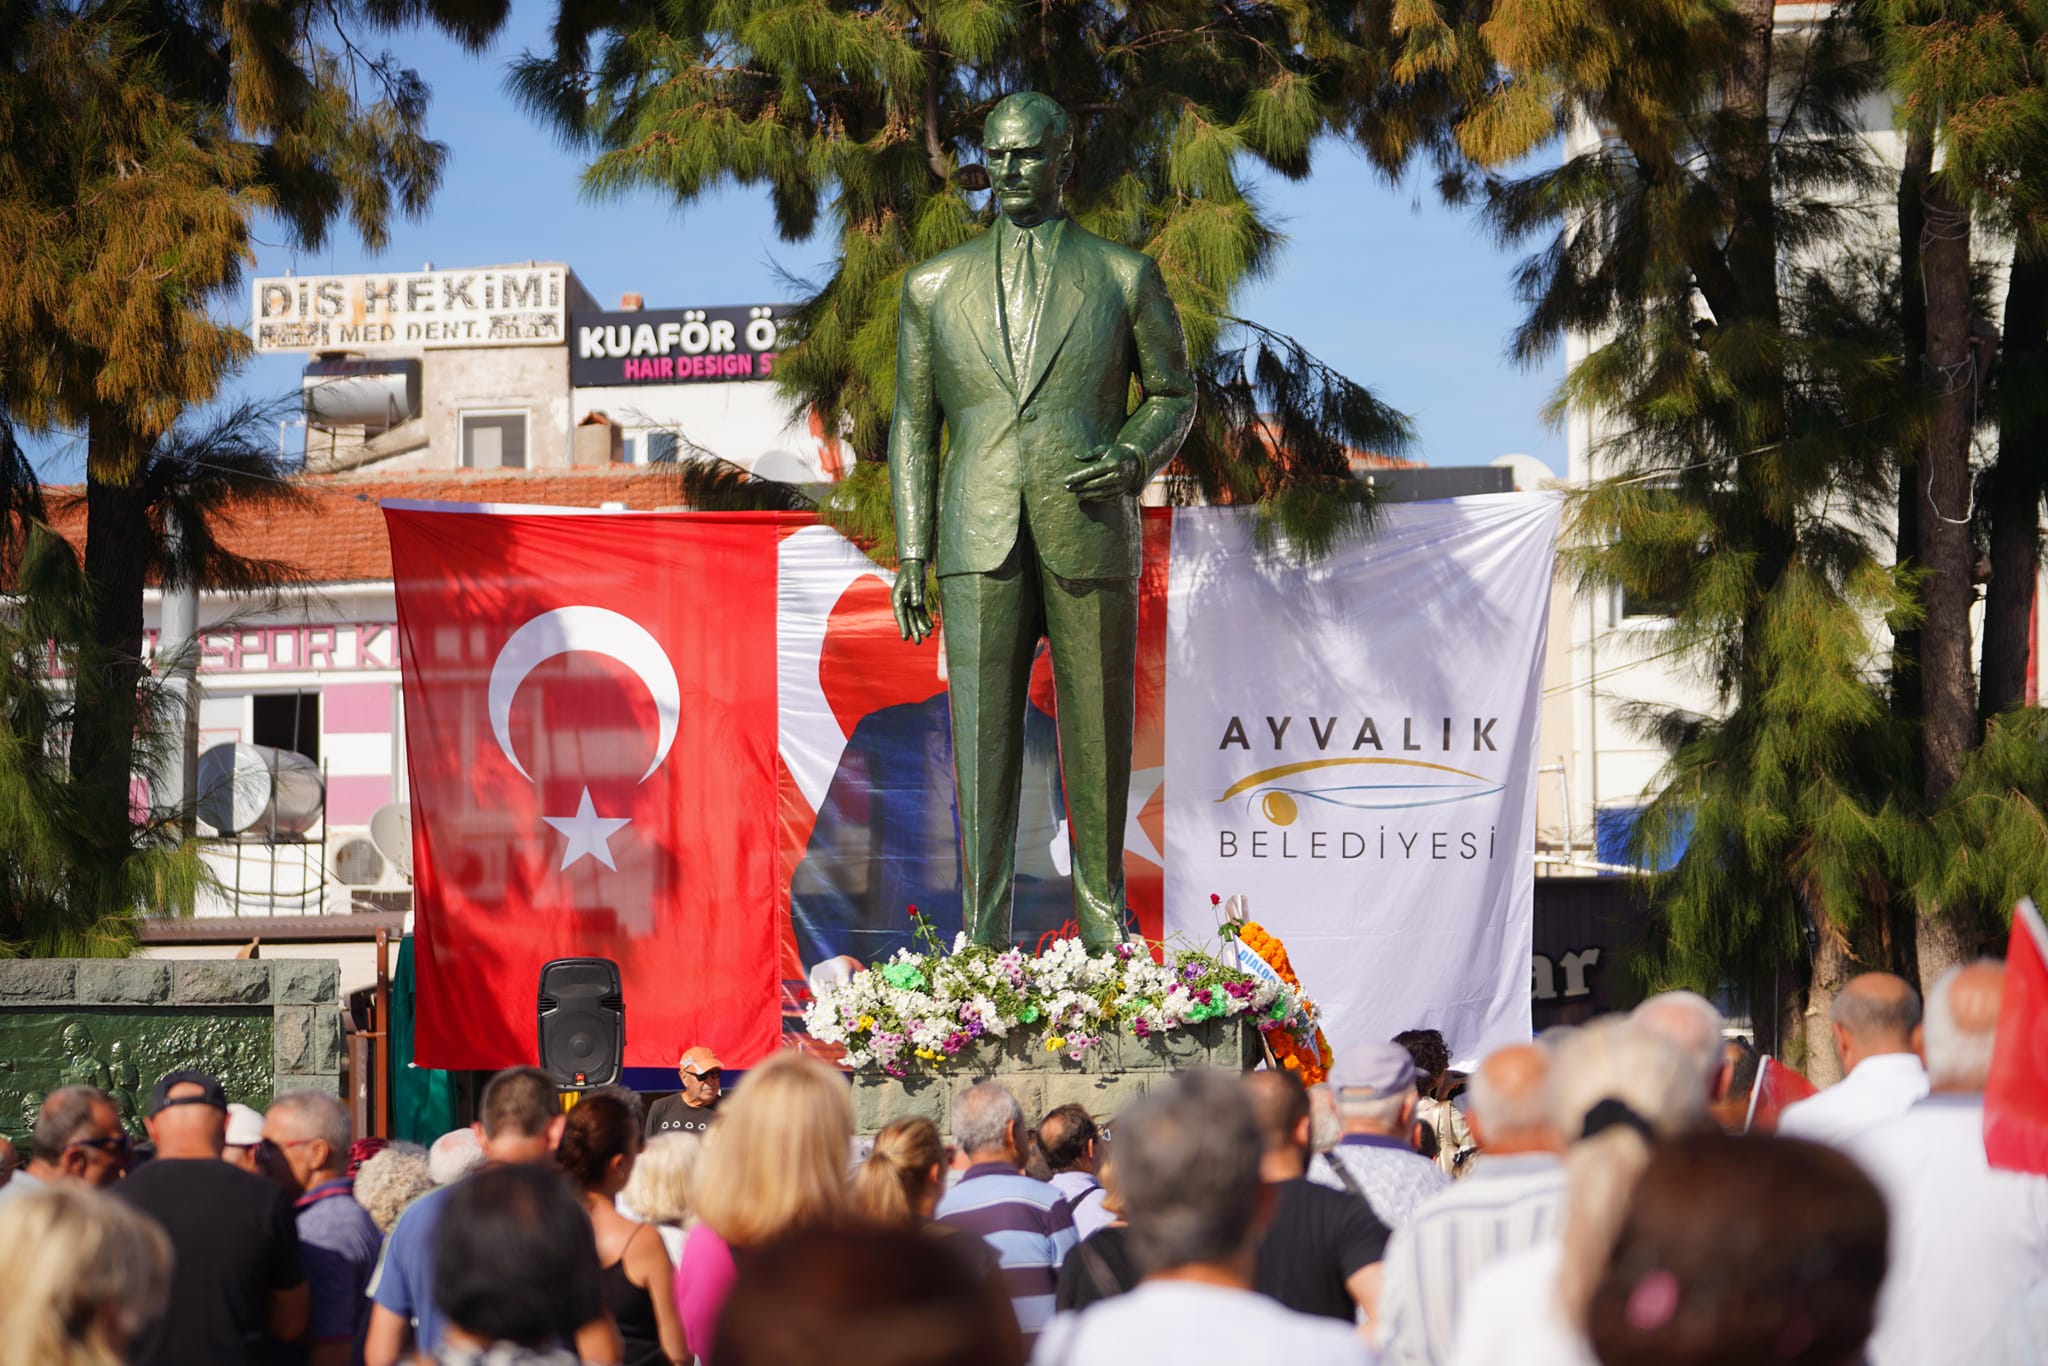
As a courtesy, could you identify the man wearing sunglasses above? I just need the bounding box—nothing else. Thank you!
[114,1070,309,1366]
[0,1084,130,1208]
[644,1045,722,1138]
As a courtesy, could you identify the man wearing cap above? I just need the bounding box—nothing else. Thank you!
[114,1070,309,1366]
[645,1045,722,1138]
[1310,1040,1450,1232]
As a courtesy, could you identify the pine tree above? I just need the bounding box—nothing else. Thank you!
[0,0,508,851]
[0,404,310,952]
[511,0,1412,560]
[1359,0,1928,1063]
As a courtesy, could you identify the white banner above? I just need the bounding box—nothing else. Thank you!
[1164,496,1563,1063]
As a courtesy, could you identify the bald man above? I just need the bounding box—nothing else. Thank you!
[114,1071,309,1366]
[1373,1044,1566,1366]
[1851,962,2048,1366]
[1778,971,1929,1147]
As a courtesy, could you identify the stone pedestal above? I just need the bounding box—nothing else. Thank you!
[852,1018,1263,1135]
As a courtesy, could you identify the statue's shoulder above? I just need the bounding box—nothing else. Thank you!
[902,236,986,303]
[1061,223,1150,270]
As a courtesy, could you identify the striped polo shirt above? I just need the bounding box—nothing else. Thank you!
[934,1161,1078,1341]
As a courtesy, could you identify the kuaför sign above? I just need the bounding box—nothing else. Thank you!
[570,305,787,386]
[251,266,569,353]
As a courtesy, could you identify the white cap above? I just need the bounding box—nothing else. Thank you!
[225,1103,265,1147]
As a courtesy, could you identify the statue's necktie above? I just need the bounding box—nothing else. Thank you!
[1003,225,1038,378]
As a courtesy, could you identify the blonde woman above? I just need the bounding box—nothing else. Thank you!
[675,1052,853,1360]
[622,1132,702,1266]
[0,1184,173,1366]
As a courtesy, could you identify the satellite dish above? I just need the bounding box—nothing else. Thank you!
[196,743,324,837]
[369,802,413,881]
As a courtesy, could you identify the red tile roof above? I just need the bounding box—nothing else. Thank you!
[41,466,702,586]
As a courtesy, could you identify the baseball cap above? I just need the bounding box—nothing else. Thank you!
[224,1103,265,1147]
[1328,1040,1420,1098]
[680,1046,722,1075]
[147,1069,228,1116]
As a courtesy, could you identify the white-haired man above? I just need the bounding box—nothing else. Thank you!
[936,1081,1077,1349]
[1851,961,2048,1366]
[1777,971,1928,1146]
[1631,990,1733,1104]
[1375,1043,1565,1366]
[1311,1041,1449,1230]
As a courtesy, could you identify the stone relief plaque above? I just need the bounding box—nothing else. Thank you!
[0,1008,274,1143]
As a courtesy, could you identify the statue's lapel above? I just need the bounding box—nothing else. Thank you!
[957,231,1014,395]
[1020,221,1083,406]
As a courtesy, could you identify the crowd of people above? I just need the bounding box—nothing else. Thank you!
[0,957,2041,1366]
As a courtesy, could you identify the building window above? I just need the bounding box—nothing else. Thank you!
[252,692,320,766]
[461,411,527,469]
[645,431,679,464]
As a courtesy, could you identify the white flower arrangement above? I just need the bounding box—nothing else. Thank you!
[802,908,1289,1075]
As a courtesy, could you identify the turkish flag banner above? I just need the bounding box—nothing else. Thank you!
[385,504,784,1071]
[1985,897,2048,1175]
[1744,1054,1818,1134]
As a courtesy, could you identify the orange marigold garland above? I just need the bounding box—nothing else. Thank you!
[1218,902,1333,1085]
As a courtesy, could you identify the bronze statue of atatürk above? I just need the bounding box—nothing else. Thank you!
[889,91,1196,949]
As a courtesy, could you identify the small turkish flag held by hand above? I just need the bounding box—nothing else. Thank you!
[386,504,784,1071]
[1986,898,2048,1175]
[1745,1054,1819,1134]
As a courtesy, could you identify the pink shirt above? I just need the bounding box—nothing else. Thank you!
[675,1221,738,1360]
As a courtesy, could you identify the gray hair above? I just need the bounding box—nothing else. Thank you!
[1549,1018,1708,1330]
[267,1091,351,1171]
[1631,991,1726,1093]
[30,1087,114,1165]
[354,1144,434,1234]
[1467,1048,1552,1139]
[1923,961,1998,1090]
[428,1127,486,1185]
[951,1082,1024,1158]
[1832,976,1922,1045]
[1337,1083,1415,1133]
[1116,1071,1264,1273]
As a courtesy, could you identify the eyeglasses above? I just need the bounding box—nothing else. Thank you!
[684,1069,722,1082]
[68,1135,133,1160]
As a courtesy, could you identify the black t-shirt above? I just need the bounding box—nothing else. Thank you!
[643,1093,717,1138]
[1054,1225,1141,1312]
[116,1156,305,1366]
[1253,1177,1391,1321]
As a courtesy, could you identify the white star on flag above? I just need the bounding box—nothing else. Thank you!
[543,788,632,871]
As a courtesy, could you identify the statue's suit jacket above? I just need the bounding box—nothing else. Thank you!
[890,219,1196,579]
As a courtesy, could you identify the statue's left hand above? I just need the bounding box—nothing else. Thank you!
[1065,447,1142,503]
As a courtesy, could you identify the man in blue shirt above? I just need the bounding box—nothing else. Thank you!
[362,1067,621,1366]
[265,1090,383,1366]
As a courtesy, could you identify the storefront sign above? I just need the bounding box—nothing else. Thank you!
[571,305,787,386]
[251,266,570,353]
[143,623,400,673]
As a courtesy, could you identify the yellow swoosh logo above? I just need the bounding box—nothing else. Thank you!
[1216,756,1492,802]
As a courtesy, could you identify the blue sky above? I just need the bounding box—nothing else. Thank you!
[31,7,1564,481]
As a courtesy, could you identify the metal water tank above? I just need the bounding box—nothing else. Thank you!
[196,743,325,837]
[302,357,420,430]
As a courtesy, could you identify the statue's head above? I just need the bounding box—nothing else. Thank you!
[61,1024,91,1055]
[983,93,1074,228]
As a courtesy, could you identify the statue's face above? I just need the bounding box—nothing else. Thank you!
[984,105,1071,228]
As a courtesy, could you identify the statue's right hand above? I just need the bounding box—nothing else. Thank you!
[892,558,933,644]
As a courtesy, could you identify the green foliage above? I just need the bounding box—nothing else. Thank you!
[0,404,314,955]
[513,0,1413,558]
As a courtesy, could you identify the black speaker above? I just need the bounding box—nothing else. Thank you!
[537,958,625,1090]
